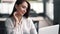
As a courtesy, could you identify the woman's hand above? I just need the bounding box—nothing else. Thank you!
[13,12,19,27]
[13,12,19,22]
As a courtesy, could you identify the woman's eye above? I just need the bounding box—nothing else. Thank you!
[22,6,27,9]
[22,6,26,9]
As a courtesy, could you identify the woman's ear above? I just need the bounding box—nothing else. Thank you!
[15,4,18,10]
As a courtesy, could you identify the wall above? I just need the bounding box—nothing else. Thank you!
[0,3,15,14]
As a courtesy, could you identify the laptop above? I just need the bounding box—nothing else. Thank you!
[39,24,59,34]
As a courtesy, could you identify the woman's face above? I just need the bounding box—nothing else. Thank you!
[15,1,28,16]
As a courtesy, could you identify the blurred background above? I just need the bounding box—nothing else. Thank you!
[0,0,60,34]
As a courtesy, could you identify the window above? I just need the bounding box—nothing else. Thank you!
[1,0,16,3]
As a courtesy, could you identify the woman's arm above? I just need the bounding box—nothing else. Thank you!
[29,19,37,34]
[5,18,13,34]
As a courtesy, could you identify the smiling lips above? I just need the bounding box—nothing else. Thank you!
[19,11,26,16]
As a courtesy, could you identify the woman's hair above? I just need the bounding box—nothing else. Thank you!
[9,0,30,18]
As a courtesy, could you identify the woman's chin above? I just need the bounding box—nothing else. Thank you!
[20,14,24,16]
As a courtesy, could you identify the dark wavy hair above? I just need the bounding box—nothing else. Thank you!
[9,0,30,18]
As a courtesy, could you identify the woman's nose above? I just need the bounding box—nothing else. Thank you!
[24,9,26,13]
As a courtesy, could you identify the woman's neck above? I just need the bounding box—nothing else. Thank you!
[16,15,22,22]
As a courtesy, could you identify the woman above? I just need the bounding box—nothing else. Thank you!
[5,0,37,34]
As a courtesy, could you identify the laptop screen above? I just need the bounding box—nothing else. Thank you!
[39,24,59,34]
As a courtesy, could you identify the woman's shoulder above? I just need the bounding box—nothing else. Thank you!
[5,18,11,21]
[22,17,32,21]
[5,17,14,23]
[26,17,33,24]
[27,17,32,21]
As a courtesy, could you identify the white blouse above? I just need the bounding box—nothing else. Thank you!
[5,17,37,34]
